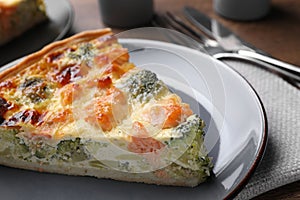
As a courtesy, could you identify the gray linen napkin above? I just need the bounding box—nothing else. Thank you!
[222,60,300,200]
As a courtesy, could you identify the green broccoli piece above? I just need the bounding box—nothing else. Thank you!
[33,141,56,159]
[68,43,95,63]
[19,77,54,104]
[0,128,30,159]
[56,138,88,162]
[126,70,167,103]
[0,129,88,163]
[168,115,213,179]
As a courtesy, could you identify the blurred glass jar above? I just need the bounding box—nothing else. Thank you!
[213,0,270,21]
[98,0,154,28]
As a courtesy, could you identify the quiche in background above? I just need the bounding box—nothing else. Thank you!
[0,29,213,187]
[0,0,47,45]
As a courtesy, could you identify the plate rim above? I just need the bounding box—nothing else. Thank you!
[46,0,74,42]
[218,61,268,200]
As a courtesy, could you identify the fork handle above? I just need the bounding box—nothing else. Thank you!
[214,50,300,82]
[238,50,300,82]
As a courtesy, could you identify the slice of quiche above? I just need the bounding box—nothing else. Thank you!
[0,0,47,45]
[0,29,213,187]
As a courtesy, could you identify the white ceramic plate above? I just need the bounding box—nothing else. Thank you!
[0,0,73,66]
[0,39,267,200]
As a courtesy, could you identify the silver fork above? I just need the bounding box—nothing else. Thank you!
[152,12,300,88]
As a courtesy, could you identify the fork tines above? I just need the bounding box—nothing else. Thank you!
[152,12,217,47]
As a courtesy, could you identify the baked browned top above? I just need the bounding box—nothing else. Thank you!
[0,29,193,145]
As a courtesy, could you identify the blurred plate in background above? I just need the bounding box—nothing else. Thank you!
[0,0,73,67]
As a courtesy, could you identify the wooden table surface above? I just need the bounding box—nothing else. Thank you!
[68,0,300,199]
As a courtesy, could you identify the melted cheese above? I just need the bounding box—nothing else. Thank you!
[0,34,193,147]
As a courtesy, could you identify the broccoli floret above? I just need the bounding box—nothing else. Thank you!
[175,115,206,138]
[33,141,56,159]
[0,129,88,163]
[126,70,167,103]
[68,43,95,63]
[168,115,213,176]
[0,128,30,158]
[56,138,88,162]
[19,77,54,104]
